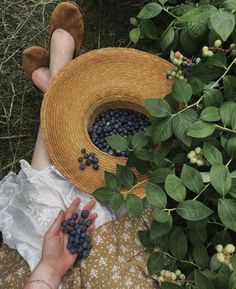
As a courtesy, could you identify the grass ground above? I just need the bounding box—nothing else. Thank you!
[0,0,150,179]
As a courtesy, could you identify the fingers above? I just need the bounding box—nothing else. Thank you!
[65,197,81,219]
[82,199,96,212]
[87,212,97,221]
[47,210,65,236]
[87,224,95,235]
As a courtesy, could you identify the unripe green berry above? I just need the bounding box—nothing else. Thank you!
[165,271,172,279]
[217,252,225,263]
[196,57,201,64]
[231,50,236,56]
[175,269,181,276]
[179,274,186,280]
[190,157,197,164]
[207,51,214,57]
[215,244,223,253]
[130,17,138,26]
[158,276,165,282]
[202,46,209,52]
[195,147,201,154]
[160,270,166,277]
[214,39,222,48]
[170,71,176,77]
[179,75,185,80]
[178,70,183,75]
[224,244,236,254]
[171,273,177,281]
[197,159,204,166]
[168,75,173,80]
[173,58,181,66]
[230,43,236,50]
[202,50,209,57]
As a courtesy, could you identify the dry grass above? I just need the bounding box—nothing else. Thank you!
[0,0,144,179]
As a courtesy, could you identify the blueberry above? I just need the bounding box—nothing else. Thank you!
[81,210,89,219]
[92,164,99,170]
[85,220,92,227]
[76,227,81,234]
[78,245,83,253]
[81,148,86,154]
[92,158,98,164]
[82,249,90,257]
[62,220,69,227]
[79,163,86,171]
[70,230,77,236]
[68,219,75,226]
[80,232,86,238]
[82,241,88,249]
[78,217,85,225]
[86,160,91,166]
[81,225,87,233]
[90,152,96,157]
[83,153,89,159]
[72,213,78,221]
[78,157,83,163]
[70,248,77,255]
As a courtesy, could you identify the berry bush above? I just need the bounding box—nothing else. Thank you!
[93,1,236,288]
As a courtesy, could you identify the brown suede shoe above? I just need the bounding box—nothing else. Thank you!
[22,46,49,79]
[49,2,84,57]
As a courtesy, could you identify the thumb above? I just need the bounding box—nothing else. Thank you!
[47,210,65,236]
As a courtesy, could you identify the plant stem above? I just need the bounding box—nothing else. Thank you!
[193,183,210,201]
[215,124,236,134]
[163,7,178,19]
[128,179,147,194]
[164,252,200,268]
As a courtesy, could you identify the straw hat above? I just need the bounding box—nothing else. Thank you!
[41,47,173,198]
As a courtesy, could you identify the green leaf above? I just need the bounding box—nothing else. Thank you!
[180,29,197,55]
[194,270,215,289]
[226,137,236,159]
[105,171,119,190]
[137,3,162,19]
[210,164,232,196]
[231,109,236,130]
[129,28,141,44]
[193,241,209,268]
[116,165,134,187]
[141,19,158,40]
[172,80,192,104]
[138,230,150,248]
[150,216,173,239]
[207,52,227,69]
[199,107,220,122]
[152,117,173,144]
[232,255,236,270]
[187,218,208,232]
[145,182,167,208]
[165,175,186,202]
[147,252,165,275]
[106,135,129,151]
[125,194,143,219]
[160,27,175,51]
[218,265,231,288]
[187,19,208,40]
[187,120,215,138]
[172,109,198,147]
[210,9,235,41]
[144,98,172,118]
[152,207,170,223]
[203,89,223,107]
[218,198,236,232]
[210,254,222,271]
[225,0,236,9]
[110,192,124,210]
[161,283,181,289]
[181,164,203,193]
[134,148,154,161]
[177,200,213,221]
[189,77,204,95]
[93,187,114,201]
[229,178,236,199]
[169,229,188,259]
[149,168,174,184]
[220,102,236,127]
[223,75,236,100]
[202,142,223,165]
[229,271,236,289]
[132,132,149,150]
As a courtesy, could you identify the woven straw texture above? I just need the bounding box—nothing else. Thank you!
[41,48,173,198]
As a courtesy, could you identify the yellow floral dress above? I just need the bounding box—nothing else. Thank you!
[0,210,158,289]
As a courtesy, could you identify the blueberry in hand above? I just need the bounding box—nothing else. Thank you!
[78,217,85,225]
[85,220,92,227]
[72,213,78,221]
[81,210,89,219]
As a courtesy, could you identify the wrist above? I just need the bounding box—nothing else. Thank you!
[26,261,62,289]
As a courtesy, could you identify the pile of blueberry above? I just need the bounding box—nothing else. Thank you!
[88,109,150,157]
[62,210,92,257]
[78,148,99,171]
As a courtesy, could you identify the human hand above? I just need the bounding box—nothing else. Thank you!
[40,198,97,278]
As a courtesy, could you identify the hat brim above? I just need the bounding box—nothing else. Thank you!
[41,48,173,198]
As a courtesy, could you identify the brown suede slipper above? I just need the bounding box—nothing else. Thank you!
[22,46,49,79]
[49,2,84,57]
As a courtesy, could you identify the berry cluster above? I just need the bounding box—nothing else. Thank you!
[88,109,150,157]
[202,40,236,58]
[157,269,186,286]
[62,210,92,257]
[78,148,99,171]
[187,147,206,167]
[216,243,235,270]
[167,51,197,80]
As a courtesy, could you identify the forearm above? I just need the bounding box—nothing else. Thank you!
[24,261,62,289]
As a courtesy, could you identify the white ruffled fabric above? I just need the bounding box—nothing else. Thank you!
[0,160,116,271]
